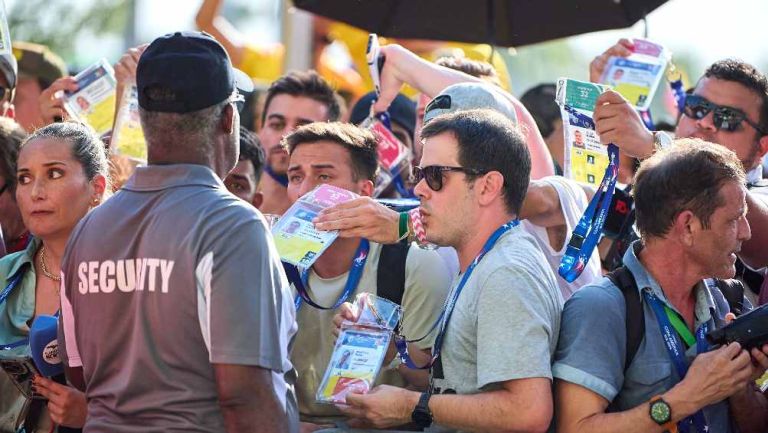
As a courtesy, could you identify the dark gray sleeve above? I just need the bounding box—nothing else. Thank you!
[198,208,290,371]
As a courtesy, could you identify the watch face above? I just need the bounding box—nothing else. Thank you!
[650,400,671,424]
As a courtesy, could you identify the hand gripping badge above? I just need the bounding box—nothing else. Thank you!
[316,293,402,404]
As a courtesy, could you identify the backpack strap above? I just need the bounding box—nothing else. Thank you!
[376,240,410,306]
[713,278,746,316]
[606,266,645,371]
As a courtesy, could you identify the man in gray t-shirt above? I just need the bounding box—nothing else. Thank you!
[340,109,562,433]
[58,32,297,433]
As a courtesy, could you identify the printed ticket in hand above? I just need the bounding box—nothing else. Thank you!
[556,78,611,187]
[272,184,358,267]
[111,85,147,161]
[316,293,403,404]
[64,59,117,136]
[599,39,669,110]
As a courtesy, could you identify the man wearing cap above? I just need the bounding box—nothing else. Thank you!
[57,32,297,433]
[11,41,67,132]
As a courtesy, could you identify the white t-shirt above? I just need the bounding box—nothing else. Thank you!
[522,176,602,300]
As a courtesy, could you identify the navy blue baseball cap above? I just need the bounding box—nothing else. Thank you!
[137,31,253,113]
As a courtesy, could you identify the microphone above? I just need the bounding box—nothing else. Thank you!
[28,315,64,378]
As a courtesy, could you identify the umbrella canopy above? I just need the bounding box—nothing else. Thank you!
[293,0,668,47]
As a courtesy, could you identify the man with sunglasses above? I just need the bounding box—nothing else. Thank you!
[316,82,602,300]
[337,109,562,433]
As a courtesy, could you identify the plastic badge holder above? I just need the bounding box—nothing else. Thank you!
[64,58,118,136]
[364,33,412,197]
[362,115,412,197]
[272,184,358,267]
[556,78,612,187]
[599,39,669,111]
[111,85,147,161]
[316,293,403,404]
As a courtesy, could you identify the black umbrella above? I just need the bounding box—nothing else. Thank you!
[293,0,668,46]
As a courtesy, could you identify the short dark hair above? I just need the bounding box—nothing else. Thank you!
[435,56,499,82]
[420,109,530,214]
[520,83,560,139]
[239,128,265,184]
[703,59,768,133]
[0,118,27,193]
[634,138,745,239]
[282,122,378,182]
[262,70,341,124]
[22,122,110,189]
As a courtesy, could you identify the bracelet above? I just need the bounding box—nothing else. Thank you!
[408,208,428,244]
[396,212,409,242]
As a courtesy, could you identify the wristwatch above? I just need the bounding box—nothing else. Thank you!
[411,391,433,428]
[652,131,673,152]
[649,396,676,433]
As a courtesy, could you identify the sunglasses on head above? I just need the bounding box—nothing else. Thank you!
[683,94,767,134]
[413,165,487,192]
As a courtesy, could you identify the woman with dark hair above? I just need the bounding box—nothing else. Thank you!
[0,122,109,433]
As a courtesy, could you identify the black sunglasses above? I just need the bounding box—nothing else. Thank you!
[413,165,487,192]
[683,94,767,135]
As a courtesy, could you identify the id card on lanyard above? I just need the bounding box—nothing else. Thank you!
[394,220,519,370]
[645,290,710,433]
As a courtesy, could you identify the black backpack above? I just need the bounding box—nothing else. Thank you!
[282,240,411,307]
[606,267,745,370]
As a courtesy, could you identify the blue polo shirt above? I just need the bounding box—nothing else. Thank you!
[553,241,746,433]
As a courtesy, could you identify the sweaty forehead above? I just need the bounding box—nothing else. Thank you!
[695,77,763,118]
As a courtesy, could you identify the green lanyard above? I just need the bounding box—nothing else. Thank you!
[663,305,696,348]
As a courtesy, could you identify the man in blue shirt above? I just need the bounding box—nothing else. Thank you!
[553,139,768,433]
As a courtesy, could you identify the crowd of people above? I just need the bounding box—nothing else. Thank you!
[0,3,768,433]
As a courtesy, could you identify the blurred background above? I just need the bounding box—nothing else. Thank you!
[7,0,767,125]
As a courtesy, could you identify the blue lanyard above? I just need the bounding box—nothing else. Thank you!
[0,265,30,350]
[669,77,687,114]
[645,291,709,433]
[293,239,370,312]
[394,220,519,369]
[559,106,619,283]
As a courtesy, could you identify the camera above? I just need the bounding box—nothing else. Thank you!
[706,304,768,350]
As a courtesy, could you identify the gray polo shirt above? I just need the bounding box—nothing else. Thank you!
[553,241,745,433]
[58,164,298,433]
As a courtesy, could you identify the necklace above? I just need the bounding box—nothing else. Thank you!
[39,245,61,282]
